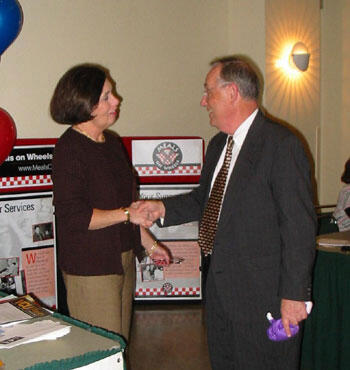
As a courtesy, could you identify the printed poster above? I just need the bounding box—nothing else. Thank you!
[0,192,56,308]
[21,247,56,306]
[135,241,201,300]
[132,139,203,178]
[0,141,55,194]
[139,184,199,240]
[136,184,201,300]
[0,139,57,308]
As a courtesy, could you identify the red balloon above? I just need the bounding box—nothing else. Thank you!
[0,108,17,166]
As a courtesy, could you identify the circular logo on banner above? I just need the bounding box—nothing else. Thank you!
[162,282,173,295]
[153,142,182,171]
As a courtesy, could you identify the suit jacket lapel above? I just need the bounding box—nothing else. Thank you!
[202,133,227,205]
[219,111,266,225]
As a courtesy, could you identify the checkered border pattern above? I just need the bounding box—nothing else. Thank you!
[135,286,200,297]
[0,175,52,189]
[134,164,201,176]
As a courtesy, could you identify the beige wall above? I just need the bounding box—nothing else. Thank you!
[228,0,266,84]
[0,0,348,206]
[320,0,350,205]
[265,0,321,201]
[0,0,231,145]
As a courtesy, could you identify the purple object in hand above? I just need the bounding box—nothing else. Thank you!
[266,312,299,341]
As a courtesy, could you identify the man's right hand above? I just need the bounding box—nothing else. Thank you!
[131,200,166,227]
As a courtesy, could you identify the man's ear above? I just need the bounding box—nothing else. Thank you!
[227,82,239,102]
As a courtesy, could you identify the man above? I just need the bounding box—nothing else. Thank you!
[137,56,316,369]
[33,225,45,241]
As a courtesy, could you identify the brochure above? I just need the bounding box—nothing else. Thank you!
[0,295,50,326]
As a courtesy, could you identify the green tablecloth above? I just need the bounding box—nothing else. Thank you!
[0,313,126,369]
[301,250,350,369]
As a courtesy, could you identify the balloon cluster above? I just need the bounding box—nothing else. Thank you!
[0,1,22,165]
[0,0,23,56]
[0,108,16,165]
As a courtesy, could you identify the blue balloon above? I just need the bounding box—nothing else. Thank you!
[0,0,23,56]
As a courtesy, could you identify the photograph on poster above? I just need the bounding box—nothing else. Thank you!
[0,257,19,278]
[0,276,16,294]
[32,222,53,242]
[0,257,19,295]
[140,259,164,282]
[139,184,199,240]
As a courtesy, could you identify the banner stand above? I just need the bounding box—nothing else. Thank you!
[0,136,204,309]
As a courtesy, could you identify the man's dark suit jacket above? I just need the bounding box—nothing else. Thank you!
[162,110,316,323]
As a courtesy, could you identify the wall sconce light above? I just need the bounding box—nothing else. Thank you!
[290,42,310,72]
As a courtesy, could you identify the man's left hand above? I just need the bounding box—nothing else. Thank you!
[280,299,308,337]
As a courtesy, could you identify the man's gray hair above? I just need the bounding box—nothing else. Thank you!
[210,56,260,101]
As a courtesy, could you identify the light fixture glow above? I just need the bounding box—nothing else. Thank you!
[290,42,310,72]
[275,43,301,80]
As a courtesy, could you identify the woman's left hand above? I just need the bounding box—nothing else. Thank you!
[150,243,171,266]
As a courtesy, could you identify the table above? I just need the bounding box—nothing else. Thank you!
[0,313,126,369]
[301,231,350,370]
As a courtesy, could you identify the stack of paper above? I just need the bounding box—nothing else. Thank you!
[0,295,50,326]
[0,320,71,349]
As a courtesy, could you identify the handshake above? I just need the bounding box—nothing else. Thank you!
[127,200,166,228]
[128,200,172,266]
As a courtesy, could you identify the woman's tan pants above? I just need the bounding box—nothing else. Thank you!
[62,249,135,341]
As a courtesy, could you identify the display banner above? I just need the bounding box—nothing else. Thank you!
[132,138,203,181]
[0,139,57,309]
[0,192,56,308]
[0,137,203,305]
[0,139,56,194]
[135,184,201,300]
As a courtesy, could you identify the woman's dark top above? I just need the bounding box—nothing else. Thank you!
[52,127,141,276]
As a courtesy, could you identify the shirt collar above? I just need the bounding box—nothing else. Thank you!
[230,108,258,147]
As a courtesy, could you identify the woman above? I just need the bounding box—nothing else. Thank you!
[333,158,350,231]
[50,64,170,340]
